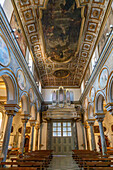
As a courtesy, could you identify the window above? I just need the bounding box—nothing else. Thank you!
[29,52,33,72]
[53,122,61,137]
[52,122,72,137]
[63,122,72,137]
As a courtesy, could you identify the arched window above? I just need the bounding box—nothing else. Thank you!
[39,81,42,93]
[28,52,33,73]
[91,46,99,71]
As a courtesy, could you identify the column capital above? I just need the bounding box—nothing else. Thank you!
[105,103,113,115]
[87,119,95,126]
[4,102,20,116]
[35,123,40,130]
[29,119,36,127]
[21,113,31,123]
[95,113,105,122]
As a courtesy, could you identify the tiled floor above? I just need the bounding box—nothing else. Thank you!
[47,155,80,170]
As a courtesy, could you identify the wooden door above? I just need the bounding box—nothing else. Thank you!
[52,122,73,155]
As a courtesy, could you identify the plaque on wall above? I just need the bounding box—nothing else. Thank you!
[26,127,31,134]
[17,70,26,90]
[0,36,10,67]
[99,68,108,89]
[90,86,95,102]
[29,88,34,102]
[94,125,106,133]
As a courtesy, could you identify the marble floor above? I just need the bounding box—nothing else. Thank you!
[47,155,81,170]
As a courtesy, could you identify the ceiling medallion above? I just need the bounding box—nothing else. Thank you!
[0,35,10,67]
[49,53,72,63]
[53,69,70,78]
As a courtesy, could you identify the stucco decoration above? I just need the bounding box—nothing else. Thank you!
[99,68,108,89]
[0,36,10,67]
[17,70,26,90]
[53,69,70,78]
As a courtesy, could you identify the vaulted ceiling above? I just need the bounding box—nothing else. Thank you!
[13,0,109,88]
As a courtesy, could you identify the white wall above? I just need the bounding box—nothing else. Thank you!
[3,0,13,22]
[42,88,81,101]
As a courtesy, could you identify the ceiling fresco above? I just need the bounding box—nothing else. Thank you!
[41,0,81,63]
[13,0,110,87]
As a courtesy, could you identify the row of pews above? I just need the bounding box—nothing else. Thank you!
[72,149,113,170]
[0,150,53,170]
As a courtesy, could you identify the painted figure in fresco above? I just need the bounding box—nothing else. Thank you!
[17,71,25,90]
[42,0,81,61]
[0,37,10,66]
[60,0,76,12]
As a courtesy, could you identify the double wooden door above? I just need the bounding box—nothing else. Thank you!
[52,122,73,155]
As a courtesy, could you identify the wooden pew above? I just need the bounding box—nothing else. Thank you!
[0,162,44,169]
[78,157,113,168]
[83,161,113,170]
[107,147,113,150]
[0,168,37,170]
[92,168,113,170]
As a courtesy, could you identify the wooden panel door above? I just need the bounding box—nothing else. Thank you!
[52,122,73,155]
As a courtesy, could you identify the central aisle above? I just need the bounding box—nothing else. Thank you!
[47,155,80,170]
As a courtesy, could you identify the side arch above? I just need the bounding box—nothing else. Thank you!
[0,69,19,103]
[107,71,113,103]
[95,91,106,114]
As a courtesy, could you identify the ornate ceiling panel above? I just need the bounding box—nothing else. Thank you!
[13,0,109,87]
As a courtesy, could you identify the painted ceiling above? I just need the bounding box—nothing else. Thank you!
[13,0,109,87]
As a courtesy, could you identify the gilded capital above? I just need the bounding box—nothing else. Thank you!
[29,119,36,127]
[87,119,95,126]
[21,113,31,123]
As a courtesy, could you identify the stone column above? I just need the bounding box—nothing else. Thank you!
[47,120,52,150]
[71,121,75,150]
[20,114,30,154]
[84,122,90,150]
[74,120,79,150]
[95,114,107,155]
[39,123,42,150]
[80,121,86,150]
[35,123,40,150]
[29,120,36,152]
[2,103,20,162]
[87,119,96,151]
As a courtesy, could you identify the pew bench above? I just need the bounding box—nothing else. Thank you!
[0,168,37,170]
[82,161,113,170]
[0,161,44,170]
